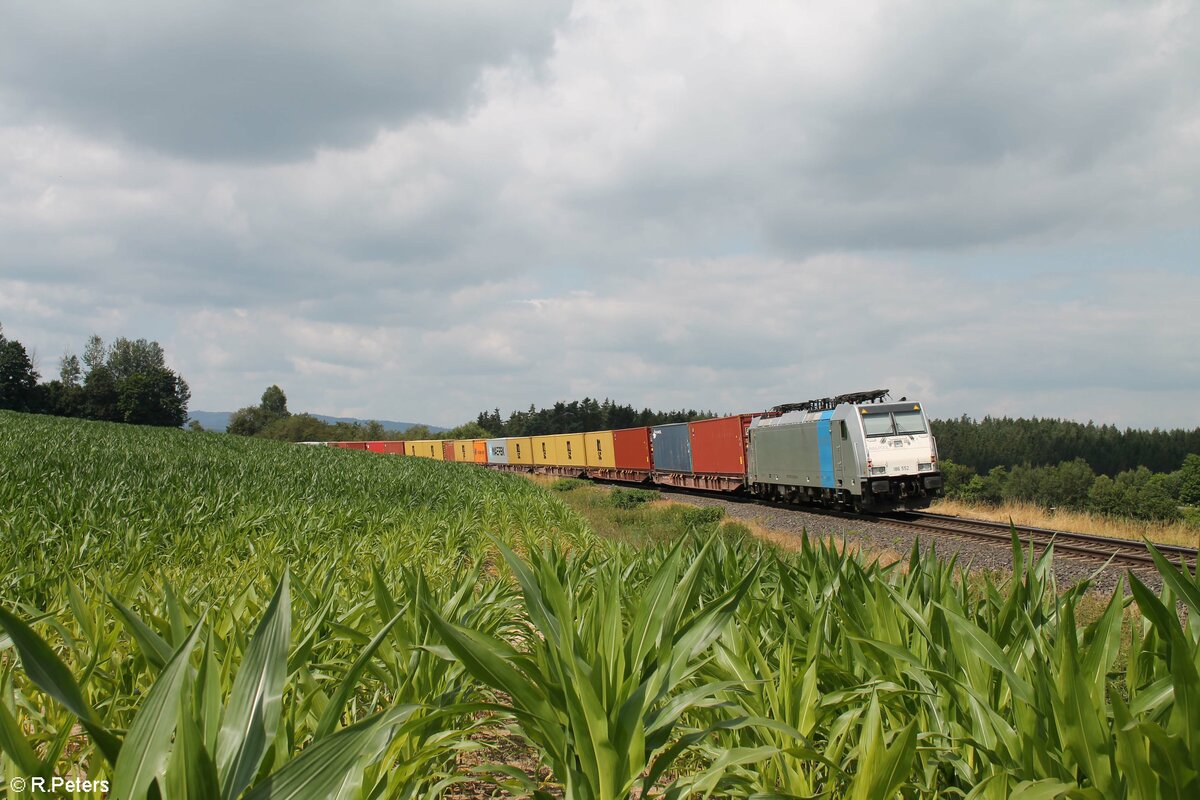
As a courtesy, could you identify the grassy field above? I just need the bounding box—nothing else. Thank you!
[2,410,1199,799]
[932,497,1200,548]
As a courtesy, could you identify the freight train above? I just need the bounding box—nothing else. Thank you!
[318,389,943,512]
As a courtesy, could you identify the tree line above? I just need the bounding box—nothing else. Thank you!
[930,415,1200,477]
[225,393,713,443]
[940,456,1200,523]
[0,323,190,427]
[930,415,1200,522]
[224,385,454,442]
[475,398,713,437]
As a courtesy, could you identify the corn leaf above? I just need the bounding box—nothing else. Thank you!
[216,572,291,800]
[112,619,205,799]
[0,605,122,765]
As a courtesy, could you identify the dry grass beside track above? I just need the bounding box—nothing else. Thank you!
[931,498,1200,549]
[721,513,908,567]
[529,475,909,565]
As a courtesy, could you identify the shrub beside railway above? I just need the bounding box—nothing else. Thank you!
[1,410,1199,798]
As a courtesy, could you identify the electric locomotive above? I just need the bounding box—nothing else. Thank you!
[747,389,942,511]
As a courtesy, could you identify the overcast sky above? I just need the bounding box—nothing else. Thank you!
[2,0,1197,429]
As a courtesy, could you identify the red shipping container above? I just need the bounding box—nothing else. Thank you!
[689,415,756,475]
[442,441,456,461]
[363,441,406,454]
[335,441,369,450]
[612,427,653,470]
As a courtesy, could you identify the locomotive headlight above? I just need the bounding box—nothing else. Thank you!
[918,462,933,472]
[870,466,887,476]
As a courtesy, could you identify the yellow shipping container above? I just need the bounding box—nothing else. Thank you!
[455,440,473,463]
[583,430,616,468]
[531,436,557,465]
[507,437,534,465]
[408,440,445,460]
[554,433,587,467]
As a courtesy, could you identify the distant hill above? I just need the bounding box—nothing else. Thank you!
[187,410,444,434]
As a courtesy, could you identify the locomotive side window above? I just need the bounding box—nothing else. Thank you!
[839,421,848,440]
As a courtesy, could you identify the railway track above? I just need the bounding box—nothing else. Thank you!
[595,478,1199,576]
[884,510,1197,571]
[650,484,1197,573]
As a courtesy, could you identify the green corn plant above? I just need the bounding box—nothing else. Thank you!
[0,572,487,799]
[699,530,1200,799]
[425,535,766,800]
[5,410,1200,798]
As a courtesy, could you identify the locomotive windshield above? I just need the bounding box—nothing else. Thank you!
[862,413,895,437]
[861,407,928,437]
[893,410,926,434]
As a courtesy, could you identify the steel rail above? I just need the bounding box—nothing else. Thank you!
[648,484,1195,572]
[886,511,1197,570]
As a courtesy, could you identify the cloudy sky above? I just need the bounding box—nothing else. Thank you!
[2,0,1197,429]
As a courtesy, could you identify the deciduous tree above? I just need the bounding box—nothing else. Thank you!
[116,368,190,427]
[107,337,166,380]
[59,353,82,387]
[0,327,40,412]
[260,385,289,417]
[229,385,291,436]
[1181,454,1200,507]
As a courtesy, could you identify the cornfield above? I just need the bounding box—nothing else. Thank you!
[1,410,1198,798]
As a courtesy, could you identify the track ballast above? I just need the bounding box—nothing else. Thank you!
[887,511,1197,571]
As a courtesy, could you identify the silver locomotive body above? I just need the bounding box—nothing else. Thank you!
[746,390,943,511]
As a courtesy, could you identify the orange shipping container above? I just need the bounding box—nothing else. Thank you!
[473,440,488,463]
[613,427,652,470]
[689,415,755,475]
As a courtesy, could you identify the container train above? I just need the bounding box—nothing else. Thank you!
[316,389,943,512]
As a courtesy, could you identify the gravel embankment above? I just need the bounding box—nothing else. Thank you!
[658,489,1161,594]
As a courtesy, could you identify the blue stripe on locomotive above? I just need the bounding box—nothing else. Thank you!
[817,409,835,488]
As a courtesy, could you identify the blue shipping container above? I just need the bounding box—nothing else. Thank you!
[651,422,693,473]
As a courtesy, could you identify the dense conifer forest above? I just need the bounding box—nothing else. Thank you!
[930,415,1200,476]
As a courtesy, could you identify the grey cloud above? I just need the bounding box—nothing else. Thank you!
[0,0,570,161]
[10,254,1194,428]
[562,1,1199,253]
[2,1,1196,431]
